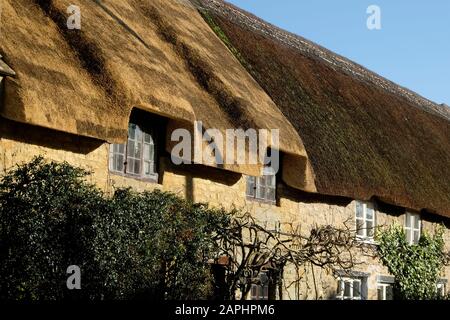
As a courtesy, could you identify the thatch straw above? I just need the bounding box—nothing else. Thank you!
[0,0,315,185]
[195,0,450,217]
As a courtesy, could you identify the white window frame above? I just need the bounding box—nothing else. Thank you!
[109,122,158,181]
[436,281,446,298]
[355,201,376,240]
[336,277,363,300]
[404,212,421,245]
[377,282,394,300]
[246,167,276,203]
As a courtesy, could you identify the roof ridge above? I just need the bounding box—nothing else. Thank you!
[195,0,450,121]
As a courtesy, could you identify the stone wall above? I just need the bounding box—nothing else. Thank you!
[1,118,449,300]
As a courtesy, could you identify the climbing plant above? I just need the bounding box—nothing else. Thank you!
[377,224,449,300]
[0,157,362,300]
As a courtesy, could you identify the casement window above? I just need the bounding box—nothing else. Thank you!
[436,280,447,298]
[250,272,269,301]
[246,167,276,203]
[355,201,376,240]
[404,212,421,245]
[377,275,395,300]
[336,277,367,300]
[109,122,157,180]
[377,283,394,300]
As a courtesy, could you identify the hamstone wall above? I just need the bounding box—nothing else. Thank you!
[1,118,449,300]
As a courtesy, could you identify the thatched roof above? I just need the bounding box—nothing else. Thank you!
[2,0,449,217]
[0,0,314,183]
[194,0,450,217]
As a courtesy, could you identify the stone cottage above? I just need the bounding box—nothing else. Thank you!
[1,0,449,300]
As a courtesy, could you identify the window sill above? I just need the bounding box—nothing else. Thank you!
[335,297,363,301]
[356,237,379,246]
[246,196,277,206]
[109,170,159,184]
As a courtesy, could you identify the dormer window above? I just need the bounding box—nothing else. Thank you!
[246,167,276,203]
[355,201,376,240]
[109,110,161,181]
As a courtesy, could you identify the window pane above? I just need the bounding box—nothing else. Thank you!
[144,133,153,144]
[149,162,154,175]
[266,175,276,188]
[366,220,374,238]
[143,144,149,161]
[366,206,374,220]
[144,161,155,176]
[353,280,361,298]
[251,285,257,299]
[135,142,142,158]
[124,123,157,177]
[437,284,445,297]
[386,285,394,300]
[256,185,266,199]
[258,176,266,187]
[128,124,136,139]
[356,201,364,218]
[133,159,141,175]
[337,280,343,297]
[377,286,384,300]
[144,143,154,162]
[413,230,420,244]
[266,187,276,202]
[149,144,155,162]
[246,176,256,197]
[110,143,126,173]
[135,125,143,141]
[414,215,420,229]
[110,154,115,171]
[344,281,351,297]
[406,229,412,244]
[113,143,121,153]
[115,155,124,172]
[356,219,365,237]
[127,157,134,173]
[263,286,269,299]
[406,213,412,228]
[128,140,135,157]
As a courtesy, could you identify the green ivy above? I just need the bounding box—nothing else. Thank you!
[376,223,447,300]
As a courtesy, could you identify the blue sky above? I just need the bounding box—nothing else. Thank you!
[227,0,450,105]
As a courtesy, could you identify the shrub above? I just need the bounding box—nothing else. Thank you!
[0,157,228,300]
[377,224,448,300]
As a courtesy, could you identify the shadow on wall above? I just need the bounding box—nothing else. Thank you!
[159,156,242,203]
[421,209,450,230]
[0,116,104,155]
[279,182,353,207]
[186,175,194,202]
